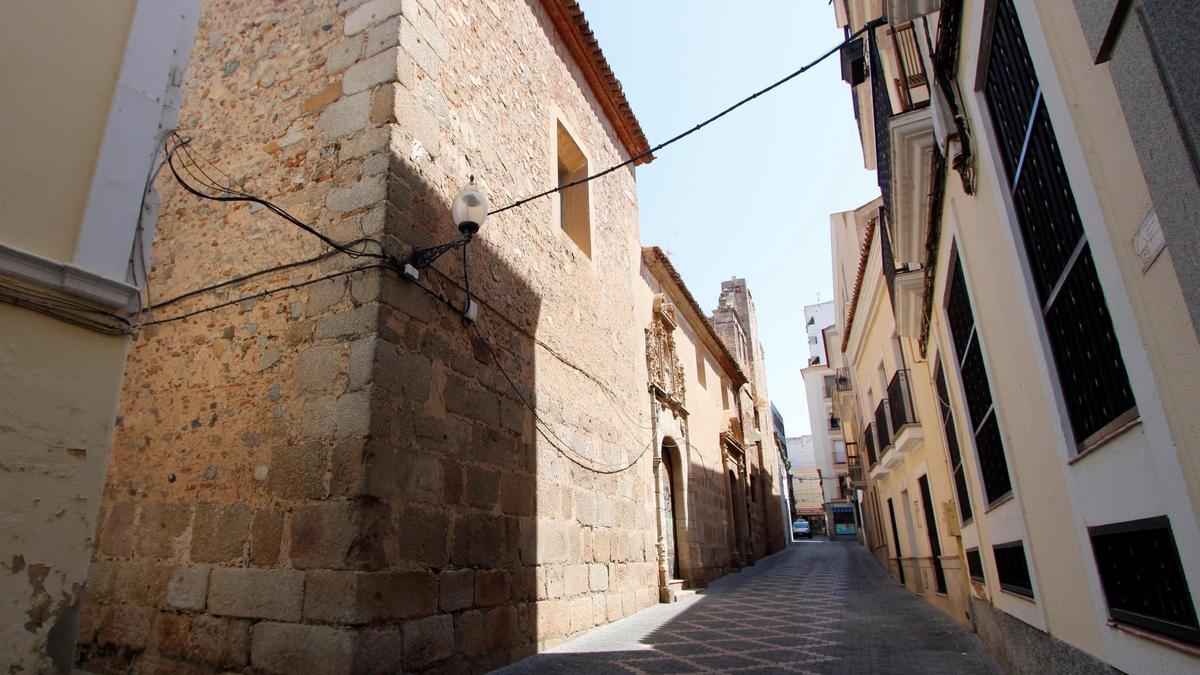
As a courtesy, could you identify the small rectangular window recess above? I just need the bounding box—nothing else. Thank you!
[556,121,591,257]
[721,384,729,410]
[696,351,707,389]
[1089,516,1200,646]
[992,540,1034,599]
[966,548,986,582]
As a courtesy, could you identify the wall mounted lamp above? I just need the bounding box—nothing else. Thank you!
[402,180,489,321]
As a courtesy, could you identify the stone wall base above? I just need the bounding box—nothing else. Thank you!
[969,597,1119,675]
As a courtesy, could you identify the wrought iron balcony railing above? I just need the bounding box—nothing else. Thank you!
[887,368,919,430]
[875,399,893,450]
[835,368,853,391]
[864,422,878,467]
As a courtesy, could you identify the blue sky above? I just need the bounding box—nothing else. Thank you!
[581,1,880,436]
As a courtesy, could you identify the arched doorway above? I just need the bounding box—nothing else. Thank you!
[662,439,683,579]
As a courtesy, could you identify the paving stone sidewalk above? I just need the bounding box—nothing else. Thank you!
[496,540,1001,674]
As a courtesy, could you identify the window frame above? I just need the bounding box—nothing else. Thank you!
[552,117,593,259]
[992,539,1035,600]
[940,244,1014,509]
[1088,515,1200,646]
[973,0,1138,456]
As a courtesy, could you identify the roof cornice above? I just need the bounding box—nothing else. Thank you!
[642,246,748,387]
[540,0,653,165]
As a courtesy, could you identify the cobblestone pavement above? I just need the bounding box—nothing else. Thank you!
[497,540,1001,674]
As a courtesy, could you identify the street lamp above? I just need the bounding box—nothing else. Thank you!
[402,180,489,322]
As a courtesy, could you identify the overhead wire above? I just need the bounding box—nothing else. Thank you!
[128,24,885,470]
[486,16,887,216]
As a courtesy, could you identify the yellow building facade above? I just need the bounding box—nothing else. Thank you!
[835,0,1200,671]
[0,1,198,671]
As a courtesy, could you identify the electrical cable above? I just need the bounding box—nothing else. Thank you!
[487,17,887,216]
[146,237,383,313]
[140,263,385,327]
[471,319,652,474]
[164,133,388,262]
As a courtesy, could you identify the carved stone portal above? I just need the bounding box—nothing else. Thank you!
[646,294,685,410]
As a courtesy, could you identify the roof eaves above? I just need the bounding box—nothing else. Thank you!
[540,0,654,165]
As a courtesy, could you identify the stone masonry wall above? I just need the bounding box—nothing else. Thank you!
[78,0,665,673]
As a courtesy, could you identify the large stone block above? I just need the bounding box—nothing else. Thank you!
[289,500,389,570]
[344,47,412,94]
[439,568,473,612]
[317,90,372,140]
[484,605,519,651]
[208,568,304,621]
[564,564,588,597]
[135,502,192,560]
[251,622,355,675]
[250,509,284,566]
[450,513,505,568]
[588,563,609,592]
[474,569,510,607]
[394,505,449,566]
[403,614,454,669]
[267,443,326,500]
[191,503,251,563]
[327,173,387,213]
[304,569,436,623]
[165,565,209,611]
[344,0,403,35]
[293,344,345,392]
[189,615,251,670]
[98,502,136,557]
[466,465,500,509]
[113,560,171,607]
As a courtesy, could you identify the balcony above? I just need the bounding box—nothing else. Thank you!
[874,400,892,451]
[836,368,852,391]
[887,22,930,113]
[887,369,924,454]
[829,415,842,433]
[847,452,865,486]
[863,423,878,467]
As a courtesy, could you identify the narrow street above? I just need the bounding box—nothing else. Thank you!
[499,541,1000,674]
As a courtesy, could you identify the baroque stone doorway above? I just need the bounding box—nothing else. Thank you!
[662,440,682,580]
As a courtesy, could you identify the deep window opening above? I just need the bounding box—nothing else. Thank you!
[556,121,591,257]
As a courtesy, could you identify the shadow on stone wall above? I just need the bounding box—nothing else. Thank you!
[363,153,544,672]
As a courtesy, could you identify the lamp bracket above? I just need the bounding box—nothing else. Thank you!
[408,235,473,271]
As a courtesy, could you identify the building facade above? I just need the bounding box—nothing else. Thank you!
[711,278,790,559]
[0,2,198,672]
[835,0,1200,670]
[69,2,787,673]
[799,300,858,537]
[785,436,827,532]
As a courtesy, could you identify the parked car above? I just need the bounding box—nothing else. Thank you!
[792,519,812,539]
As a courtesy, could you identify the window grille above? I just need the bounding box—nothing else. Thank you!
[966,548,985,582]
[880,209,897,307]
[1089,516,1200,645]
[869,28,894,220]
[983,0,1135,447]
[993,540,1034,598]
[946,255,1012,505]
[935,359,972,522]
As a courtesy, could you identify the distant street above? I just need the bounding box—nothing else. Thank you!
[498,541,1000,674]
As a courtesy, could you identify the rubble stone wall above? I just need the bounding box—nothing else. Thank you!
[77,0,666,672]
